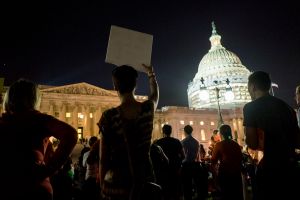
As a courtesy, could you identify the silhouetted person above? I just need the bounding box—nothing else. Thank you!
[82,138,100,200]
[98,65,159,200]
[211,124,243,200]
[243,71,300,199]
[0,79,77,200]
[181,125,207,200]
[155,124,184,200]
[150,142,169,191]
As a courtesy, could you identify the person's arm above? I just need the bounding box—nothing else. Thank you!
[211,143,220,177]
[44,116,78,177]
[142,64,159,110]
[87,139,100,165]
[98,112,110,188]
[211,143,219,166]
[82,151,89,167]
[179,143,185,161]
[245,127,259,150]
[99,137,108,188]
[243,104,261,150]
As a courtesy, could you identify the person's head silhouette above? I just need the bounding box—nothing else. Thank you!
[4,79,40,113]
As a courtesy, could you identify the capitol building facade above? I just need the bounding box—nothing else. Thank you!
[0,23,251,150]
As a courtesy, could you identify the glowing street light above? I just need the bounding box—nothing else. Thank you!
[199,77,234,128]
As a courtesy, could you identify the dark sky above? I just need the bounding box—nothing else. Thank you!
[1,1,300,108]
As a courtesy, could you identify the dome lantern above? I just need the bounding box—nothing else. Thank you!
[209,21,223,51]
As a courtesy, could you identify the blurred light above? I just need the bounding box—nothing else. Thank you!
[199,90,210,101]
[225,90,234,101]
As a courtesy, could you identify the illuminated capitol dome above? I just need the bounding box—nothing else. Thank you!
[187,22,251,109]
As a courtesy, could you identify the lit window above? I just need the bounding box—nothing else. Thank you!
[78,113,84,119]
[77,128,82,133]
[180,120,185,125]
[66,112,71,118]
[210,121,215,126]
[161,124,165,127]
[89,113,93,118]
[200,121,204,126]
[189,121,193,125]
[201,129,206,140]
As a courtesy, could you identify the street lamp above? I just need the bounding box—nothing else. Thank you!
[199,77,234,128]
[199,77,209,101]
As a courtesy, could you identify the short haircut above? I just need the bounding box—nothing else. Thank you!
[219,124,232,140]
[89,136,98,147]
[184,125,193,135]
[162,124,172,136]
[4,79,40,112]
[248,71,271,92]
[112,65,138,94]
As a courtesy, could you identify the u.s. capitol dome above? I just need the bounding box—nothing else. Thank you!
[187,22,251,109]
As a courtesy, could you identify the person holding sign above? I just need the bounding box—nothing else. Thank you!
[98,64,159,200]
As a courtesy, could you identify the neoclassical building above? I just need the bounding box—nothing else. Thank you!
[187,22,251,109]
[0,23,250,150]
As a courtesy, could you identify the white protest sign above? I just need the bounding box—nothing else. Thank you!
[105,25,153,72]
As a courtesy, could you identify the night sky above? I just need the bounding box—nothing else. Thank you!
[1,1,300,108]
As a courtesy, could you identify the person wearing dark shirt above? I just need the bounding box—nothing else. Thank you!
[155,124,184,200]
[0,79,78,200]
[211,124,243,200]
[243,71,300,199]
[181,125,207,200]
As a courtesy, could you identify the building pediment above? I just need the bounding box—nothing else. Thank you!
[40,82,117,97]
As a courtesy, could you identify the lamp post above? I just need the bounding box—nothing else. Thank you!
[199,77,234,128]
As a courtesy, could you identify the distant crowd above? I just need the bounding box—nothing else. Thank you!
[0,65,299,200]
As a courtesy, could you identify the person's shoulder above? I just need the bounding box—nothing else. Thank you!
[103,107,118,116]
[181,137,186,143]
[273,96,293,109]
[191,136,199,144]
[171,137,182,143]
[244,96,270,112]
[33,111,57,122]
[100,107,119,122]
[244,99,259,109]
[141,100,154,110]
[155,138,164,144]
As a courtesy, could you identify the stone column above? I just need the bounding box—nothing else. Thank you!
[49,103,54,116]
[93,106,102,135]
[84,105,91,138]
[72,105,78,130]
[60,103,66,122]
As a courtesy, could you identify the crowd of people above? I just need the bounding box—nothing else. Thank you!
[0,65,299,200]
